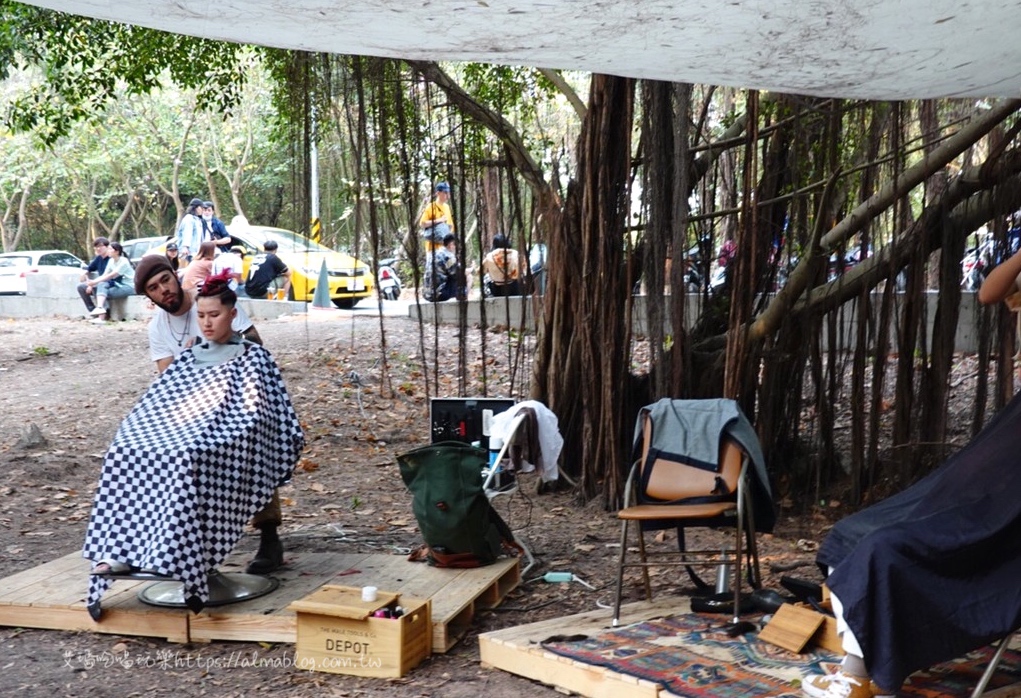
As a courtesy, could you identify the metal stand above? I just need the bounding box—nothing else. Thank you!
[138,570,279,608]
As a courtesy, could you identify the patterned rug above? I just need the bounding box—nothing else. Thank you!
[541,613,1021,697]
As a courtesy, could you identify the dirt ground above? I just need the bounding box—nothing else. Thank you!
[0,311,830,698]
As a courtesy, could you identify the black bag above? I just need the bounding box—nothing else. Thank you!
[397,441,519,567]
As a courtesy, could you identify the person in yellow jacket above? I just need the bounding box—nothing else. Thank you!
[419,182,454,251]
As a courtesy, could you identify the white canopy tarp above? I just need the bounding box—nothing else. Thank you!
[19,0,1021,99]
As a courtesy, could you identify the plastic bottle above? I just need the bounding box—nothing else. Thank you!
[488,436,504,469]
[543,572,573,583]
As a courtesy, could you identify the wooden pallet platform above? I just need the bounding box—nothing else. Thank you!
[0,551,519,652]
[479,599,1021,698]
[479,596,689,698]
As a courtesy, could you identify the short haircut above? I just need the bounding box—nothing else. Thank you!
[263,240,279,251]
[197,269,238,307]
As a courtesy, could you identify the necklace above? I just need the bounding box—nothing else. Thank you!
[166,311,192,348]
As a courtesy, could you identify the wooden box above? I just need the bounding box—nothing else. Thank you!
[758,601,843,655]
[289,585,432,677]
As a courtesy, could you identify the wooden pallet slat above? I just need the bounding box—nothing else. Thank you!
[0,551,520,652]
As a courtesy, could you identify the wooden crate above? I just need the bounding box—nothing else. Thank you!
[289,585,432,677]
[758,602,843,654]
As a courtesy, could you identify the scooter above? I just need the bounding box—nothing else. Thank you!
[377,258,402,300]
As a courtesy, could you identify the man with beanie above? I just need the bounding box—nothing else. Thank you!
[133,255,284,575]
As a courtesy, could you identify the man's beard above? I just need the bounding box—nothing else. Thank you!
[154,286,185,314]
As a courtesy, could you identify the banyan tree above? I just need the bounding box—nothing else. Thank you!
[400,68,1021,510]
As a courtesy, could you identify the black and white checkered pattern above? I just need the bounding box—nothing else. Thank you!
[83,345,304,613]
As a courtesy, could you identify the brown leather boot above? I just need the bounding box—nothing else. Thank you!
[246,523,283,575]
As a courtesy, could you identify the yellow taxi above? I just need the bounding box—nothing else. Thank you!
[147,222,375,308]
[229,224,374,307]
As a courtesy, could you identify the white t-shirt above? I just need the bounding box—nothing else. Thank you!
[212,254,245,290]
[148,302,253,362]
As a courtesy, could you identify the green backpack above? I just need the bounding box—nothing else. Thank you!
[397,441,518,568]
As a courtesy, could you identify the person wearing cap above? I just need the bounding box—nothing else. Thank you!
[418,181,454,249]
[213,245,247,294]
[201,200,231,248]
[134,254,261,373]
[175,198,206,262]
[132,255,283,576]
[164,242,181,274]
[77,237,111,315]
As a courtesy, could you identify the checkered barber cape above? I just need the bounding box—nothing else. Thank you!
[82,344,304,613]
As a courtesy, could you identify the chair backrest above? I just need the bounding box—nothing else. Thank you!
[638,411,744,503]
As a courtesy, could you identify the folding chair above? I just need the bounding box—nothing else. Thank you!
[971,630,1020,698]
[482,412,536,574]
[612,399,764,627]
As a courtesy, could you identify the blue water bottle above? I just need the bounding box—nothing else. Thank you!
[488,436,504,470]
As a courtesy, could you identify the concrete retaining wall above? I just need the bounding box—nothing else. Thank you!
[3,274,991,355]
[410,291,988,354]
[0,273,304,322]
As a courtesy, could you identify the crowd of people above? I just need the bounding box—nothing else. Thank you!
[417,181,531,302]
[76,197,294,321]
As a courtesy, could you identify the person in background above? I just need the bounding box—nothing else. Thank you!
[418,181,454,252]
[482,233,523,296]
[203,200,232,249]
[213,245,246,294]
[180,241,217,291]
[978,244,1021,378]
[86,241,135,322]
[77,237,111,316]
[245,240,291,300]
[175,198,205,262]
[165,242,181,275]
[423,233,459,302]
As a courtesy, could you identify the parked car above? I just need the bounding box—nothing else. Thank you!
[121,236,172,266]
[0,250,85,295]
[147,223,375,308]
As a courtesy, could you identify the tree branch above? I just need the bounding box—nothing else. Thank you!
[405,60,550,199]
[818,99,1021,252]
[537,68,586,121]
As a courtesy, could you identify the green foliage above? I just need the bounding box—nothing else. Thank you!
[0,1,246,144]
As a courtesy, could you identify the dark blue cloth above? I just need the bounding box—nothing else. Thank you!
[819,390,1021,691]
[205,217,229,241]
[86,254,110,276]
